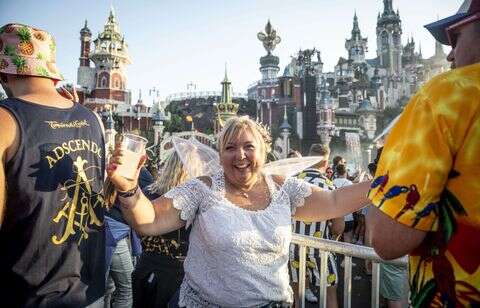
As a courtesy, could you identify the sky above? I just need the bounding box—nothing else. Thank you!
[1,0,459,104]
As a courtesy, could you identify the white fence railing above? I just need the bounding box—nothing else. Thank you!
[291,234,408,308]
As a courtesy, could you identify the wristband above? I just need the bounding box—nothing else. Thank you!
[117,185,139,198]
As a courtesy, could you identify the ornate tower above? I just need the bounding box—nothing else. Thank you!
[89,7,132,108]
[376,0,403,75]
[77,20,96,93]
[316,78,335,146]
[214,67,239,133]
[346,12,368,64]
[79,20,91,67]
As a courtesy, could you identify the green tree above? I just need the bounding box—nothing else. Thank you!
[164,103,186,133]
[164,114,184,133]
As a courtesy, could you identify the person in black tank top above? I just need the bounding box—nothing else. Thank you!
[0,24,106,308]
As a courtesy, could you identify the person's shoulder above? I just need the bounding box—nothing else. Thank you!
[0,102,19,132]
[0,105,19,160]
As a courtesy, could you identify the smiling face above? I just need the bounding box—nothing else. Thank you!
[220,127,265,187]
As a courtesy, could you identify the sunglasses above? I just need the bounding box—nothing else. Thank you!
[446,13,480,47]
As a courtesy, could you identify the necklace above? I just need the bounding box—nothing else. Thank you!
[227,176,269,200]
[236,191,249,198]
[229,182,254,199]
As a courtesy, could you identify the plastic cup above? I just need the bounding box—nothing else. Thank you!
[116,133,148,180]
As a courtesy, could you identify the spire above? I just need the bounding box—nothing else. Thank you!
[80,19,91,36]
[136,89,143,105]
[104,5,120,34]
[418,42,423,58]
[279,104,292,131]
[384,0,393,13]
[220,64,232,105]
[223,62,229,83]
[214,66,238,131]
[352,11,361,38]
[108,5,116,23]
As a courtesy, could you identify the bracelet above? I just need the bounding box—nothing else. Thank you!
[117,185,139,198]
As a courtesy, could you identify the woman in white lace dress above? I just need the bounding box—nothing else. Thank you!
[108,116,371,308]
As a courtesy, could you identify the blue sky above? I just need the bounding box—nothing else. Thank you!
[1,0,459,104]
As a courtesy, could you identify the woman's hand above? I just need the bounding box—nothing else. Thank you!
[106,142,147,192]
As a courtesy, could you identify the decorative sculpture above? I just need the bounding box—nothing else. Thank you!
[257,20,281,55]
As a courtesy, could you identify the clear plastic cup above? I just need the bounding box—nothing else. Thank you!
[116,133,148,180]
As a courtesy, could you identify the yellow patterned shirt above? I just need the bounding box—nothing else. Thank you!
[368,62,480,308]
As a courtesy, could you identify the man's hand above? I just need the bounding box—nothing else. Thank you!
[57,85,79,102]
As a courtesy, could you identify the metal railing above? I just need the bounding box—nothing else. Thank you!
[165,91,248,102]
[291,234,408,308]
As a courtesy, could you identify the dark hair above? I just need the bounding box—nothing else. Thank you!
[287,150,301,158]
[335,163,347,176]
[332,155,344,166]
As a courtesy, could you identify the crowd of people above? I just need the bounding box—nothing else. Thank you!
[1,0,479,306]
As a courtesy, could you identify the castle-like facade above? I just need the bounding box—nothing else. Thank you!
[248,0,449,165]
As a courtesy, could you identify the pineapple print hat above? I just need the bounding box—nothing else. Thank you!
[0,23,63,81]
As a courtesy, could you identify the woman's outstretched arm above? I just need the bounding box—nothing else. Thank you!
[294,181,371,222]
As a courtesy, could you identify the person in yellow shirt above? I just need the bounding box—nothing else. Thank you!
[366,0,480,307]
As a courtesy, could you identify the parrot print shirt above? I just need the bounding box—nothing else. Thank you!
[368,62,480,308]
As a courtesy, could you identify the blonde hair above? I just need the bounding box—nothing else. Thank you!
[147,150,189,195]
[217,116,272,160]
[309,143,330,158]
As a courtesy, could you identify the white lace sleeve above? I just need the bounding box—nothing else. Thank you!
[282,177,314,214]
[163,178,208,228]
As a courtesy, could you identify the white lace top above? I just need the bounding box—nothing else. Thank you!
[164,170,313,307]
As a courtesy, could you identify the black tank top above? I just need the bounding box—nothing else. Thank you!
[0,98,106,307]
